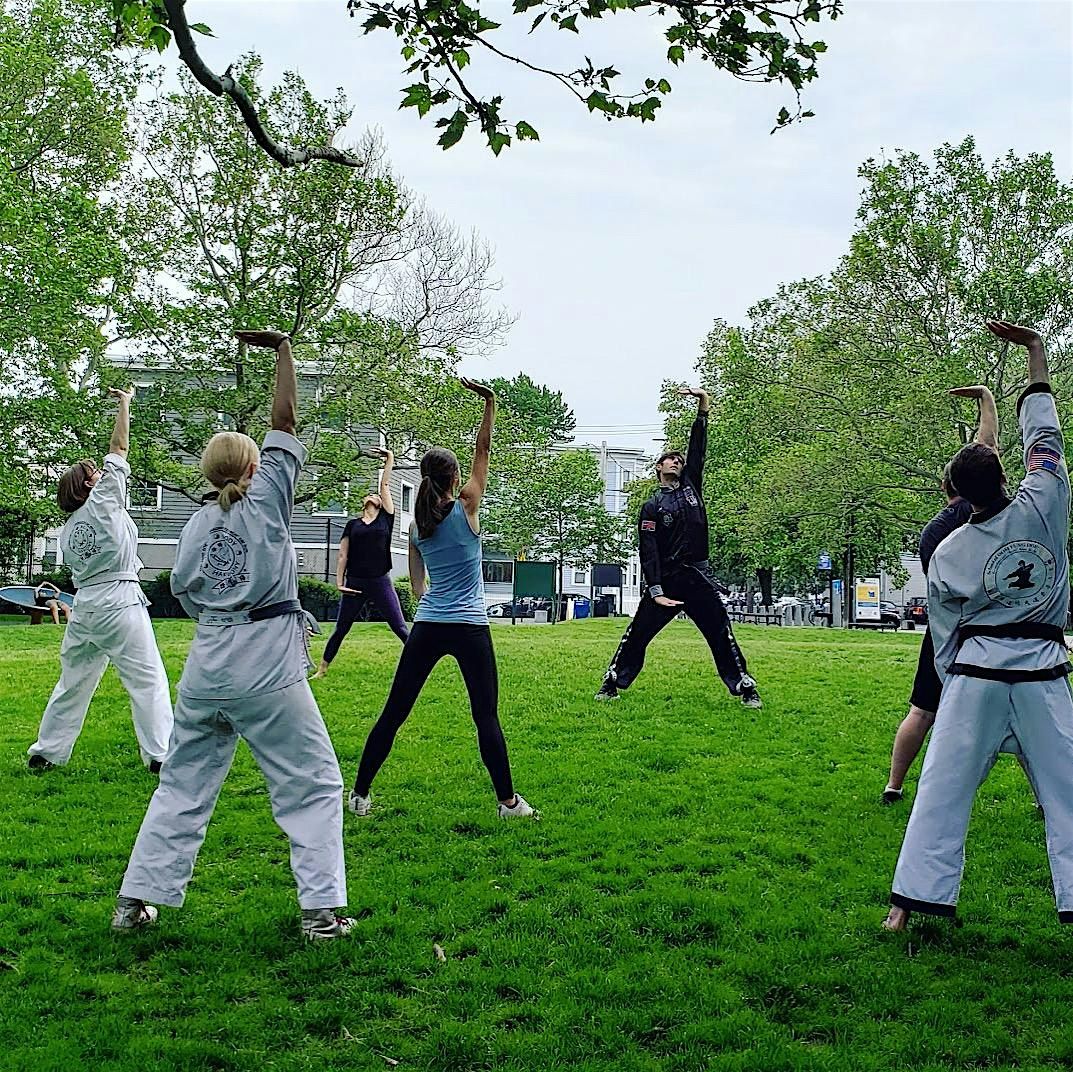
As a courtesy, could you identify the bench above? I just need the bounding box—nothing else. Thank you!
[729,611,783,626]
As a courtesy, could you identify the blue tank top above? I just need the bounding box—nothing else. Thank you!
[412,499,488,625]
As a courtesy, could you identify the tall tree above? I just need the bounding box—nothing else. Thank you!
[672,139,1073,595]
[484,449,633,600]
[112,61,510,508]
[108,0,842,161]
[0,0,141,568]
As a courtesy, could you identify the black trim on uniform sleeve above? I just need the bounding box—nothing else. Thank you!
[1016,381,1053,416]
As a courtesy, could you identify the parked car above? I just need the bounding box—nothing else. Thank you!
[488,601,535,619]
[904,596,928,627]
[853,601,901,630]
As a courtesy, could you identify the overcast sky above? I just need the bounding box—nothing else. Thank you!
[174,0,1073,451]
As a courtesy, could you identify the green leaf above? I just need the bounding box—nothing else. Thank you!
[147,23,170,52]
[188,22,214,37]
[400,83,433,117]
[453,49,470,69]
[515,120,540,141]
[656,78,671,94]
[585,90,615,115]
[488,131,512,155]
[667,44,685,64]
[530,11,547,31]
[475,16,501,32]
[559,13,579,32]
[437,109,469,149]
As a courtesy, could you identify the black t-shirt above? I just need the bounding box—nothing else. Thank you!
[342,511,394,582]
[918,498,973,574]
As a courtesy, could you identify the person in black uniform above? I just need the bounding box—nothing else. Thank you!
[595,386,761,709]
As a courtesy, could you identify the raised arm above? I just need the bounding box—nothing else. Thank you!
[108,387,133,459]
[677,386,710,486]
[459,378,496,516]
[235,330,296,434]
[370,447,395,514]
[948,385,999,450]
[984,321,1051,389]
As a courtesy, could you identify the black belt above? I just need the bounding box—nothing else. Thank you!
[199,598,303,627]
[958,622,1067,644]
[949,662,1071,683]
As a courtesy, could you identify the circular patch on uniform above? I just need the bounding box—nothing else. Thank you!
[201,527,249,587]
[662,512,674,526]
[68,521,100,561]
[983,540,1057,608]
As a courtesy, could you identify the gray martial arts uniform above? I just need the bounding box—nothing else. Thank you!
[29,452,173,767]
[891,384,1073,921]
[119,431,347,911]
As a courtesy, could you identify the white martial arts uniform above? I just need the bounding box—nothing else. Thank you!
[891,384,1073,921]
[119,431,347,911]
[28,453,173,767]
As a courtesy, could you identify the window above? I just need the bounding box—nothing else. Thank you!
[314,482,350,517]
[573,569,587,585]
[482,561,514,585]
[128,479,162,511]
[400,482,414,514]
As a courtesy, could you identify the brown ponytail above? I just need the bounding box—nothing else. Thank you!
[57,460,96,514]
[415,447,460,539]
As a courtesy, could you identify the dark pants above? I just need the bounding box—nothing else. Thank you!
[323,576,409,663]
[604,565,752,694]
[353,623,514,800]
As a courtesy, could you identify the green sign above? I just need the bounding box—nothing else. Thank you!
[513,561,556,599]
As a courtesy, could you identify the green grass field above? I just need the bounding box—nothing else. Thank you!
[1,621,1069,1071]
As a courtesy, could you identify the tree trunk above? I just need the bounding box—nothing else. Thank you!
[757,567,773,606]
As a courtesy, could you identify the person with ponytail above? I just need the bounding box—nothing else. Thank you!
[348,377,536,820]
[27,388,173,773]
[113,330,355,941]
[312,447,409,679]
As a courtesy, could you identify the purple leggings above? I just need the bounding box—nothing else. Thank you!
[323,576,409,663]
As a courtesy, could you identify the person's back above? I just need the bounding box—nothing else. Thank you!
[412,500,487,625]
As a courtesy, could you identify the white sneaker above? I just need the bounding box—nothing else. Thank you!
[111,897,159,931]
[498,794,537,819]
[348,790,372,816]
[300,908,357,940]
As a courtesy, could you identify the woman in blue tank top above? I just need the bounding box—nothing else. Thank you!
[349,378,535,820]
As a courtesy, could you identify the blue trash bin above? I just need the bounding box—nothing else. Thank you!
[573,598,591,620]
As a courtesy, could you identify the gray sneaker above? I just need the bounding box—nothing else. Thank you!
[347,790,372,816]
[111,896,159,931]
[301,909,357,940]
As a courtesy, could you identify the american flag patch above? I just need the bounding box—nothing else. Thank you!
[1028,444,1063,474]
[641,520,656,531]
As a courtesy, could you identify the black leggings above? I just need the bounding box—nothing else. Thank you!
[323,578,409,664]
[353,622,514,800]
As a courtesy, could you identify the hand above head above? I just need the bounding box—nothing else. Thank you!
[985,321,1042,349]
[460,376,495,401]
[108,387,133,405]
[235,329,290,350]
[365,447,394,461]
[678,385,709,398]
[948,385,994,400]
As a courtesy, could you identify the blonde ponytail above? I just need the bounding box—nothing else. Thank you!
[201,432,259,510]
[217,476,252,510]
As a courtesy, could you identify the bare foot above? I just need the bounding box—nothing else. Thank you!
[311,670,326,680]
[882,906,909,932]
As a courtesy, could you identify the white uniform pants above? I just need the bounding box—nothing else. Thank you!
[891,673,1073,920]
[119,680,346,910]
[28,605,173,767]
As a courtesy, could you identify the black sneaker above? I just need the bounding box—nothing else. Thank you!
[882,787,904,805]
[740,687,762,710]
[28,754,54,771]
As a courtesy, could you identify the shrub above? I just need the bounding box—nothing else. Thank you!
[29,565,75,593]
[394,577,416,621]
[298,576,339,623]
[143,570,187,619]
